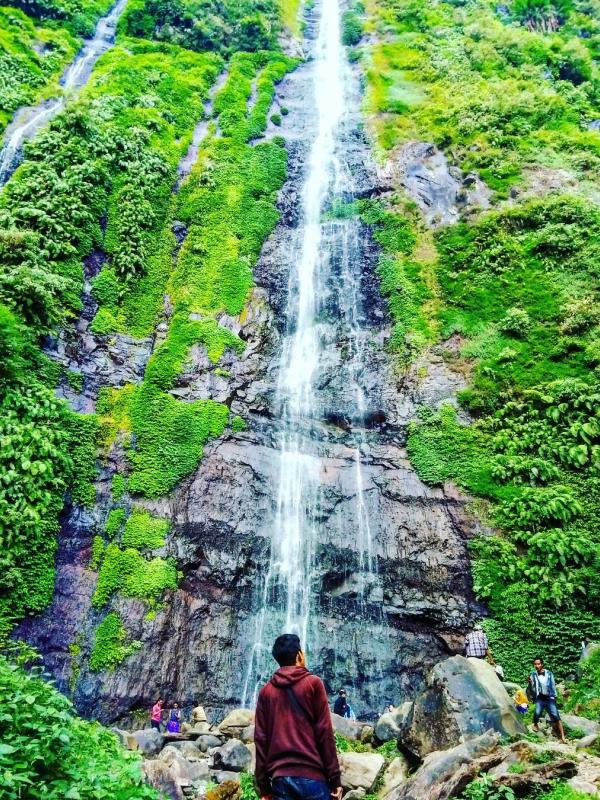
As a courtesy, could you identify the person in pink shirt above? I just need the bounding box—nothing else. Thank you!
[151,697,164,731]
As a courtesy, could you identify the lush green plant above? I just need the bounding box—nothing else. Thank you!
[0,655,158,797]
[89,611,142,672]
[565,649,600,720]
[462,775,516,800]
[123,0,281,55]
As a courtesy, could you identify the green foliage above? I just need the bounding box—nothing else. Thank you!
[231,415,247,432]
[0,383,71,623]
[335,733,371,753]
[111,473,126,501]
[89,610,142,671]
[462,775,516,800]
[122,510,169,550]
[0,655,158,797]
[0,6,78,133]
[105,508,126,539]
[92,542,177,607]
[123,0,281,55]
[128,385,229,497]
[5,0,117,36]
[565,649,600,720]
[90,535,105,570]
[342,11,363,46]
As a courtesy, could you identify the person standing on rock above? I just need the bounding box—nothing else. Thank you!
[255,633,342,800]
[463,624,489,659]
[151,697,164,731]
[529,658,567,743]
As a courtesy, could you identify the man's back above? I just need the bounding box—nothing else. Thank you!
[254,666,341,797]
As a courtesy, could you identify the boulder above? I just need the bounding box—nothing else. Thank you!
[402,656,525,757]
[381,756,410,798]
[134,727,165,756]
[159,745,184,767]
[360,726,374,744]
[194,722,212,734]
[219,709,255,738]
[577,734,600,750]
[111,727,139,751]
[197,734,223,751]
[241,724,255,743]
[212,738,252,772]
[170,740,204,761]
[343,790,366,800]
[143,759,183,800]
[562,714,600,738]
[340,752,386,792]
[375,703,412,743]
[332,713,364,741]
[389,732,501,800]
[212,771,242,785]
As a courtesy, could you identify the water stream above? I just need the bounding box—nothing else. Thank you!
[242,0,384,706]
[0,0,128,186]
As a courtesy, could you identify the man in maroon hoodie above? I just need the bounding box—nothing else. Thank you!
[255,634,342,800]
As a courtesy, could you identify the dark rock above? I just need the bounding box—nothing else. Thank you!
[389,732,502,800]
[401,656,525,757]
[212,739,252,772]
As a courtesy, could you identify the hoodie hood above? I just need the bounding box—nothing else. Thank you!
[270,666,311,688]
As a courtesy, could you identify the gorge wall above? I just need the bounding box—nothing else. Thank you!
[14,0,483,723]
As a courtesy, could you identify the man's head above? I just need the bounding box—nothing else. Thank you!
[474,623,483,632]
[533,657,544,673]
[272,633,305,667]
[156,697,163,705]
[338,689,346,697]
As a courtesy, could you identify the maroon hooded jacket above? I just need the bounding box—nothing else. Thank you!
[254,666,341,796]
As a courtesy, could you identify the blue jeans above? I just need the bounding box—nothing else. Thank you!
[534,697,560,724]
[271,778,331,800]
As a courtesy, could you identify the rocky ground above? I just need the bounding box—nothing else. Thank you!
[121,657,600,800]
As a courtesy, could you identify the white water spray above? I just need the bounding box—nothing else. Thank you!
[242,0,384,707]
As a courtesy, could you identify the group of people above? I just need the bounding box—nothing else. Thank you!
[464,626,567,744]
[145,627,571,800]
[150,698,182,733]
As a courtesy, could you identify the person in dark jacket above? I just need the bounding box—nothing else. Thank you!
[255,633,342,800]
[333,690,349,718]
[529,657,566,743]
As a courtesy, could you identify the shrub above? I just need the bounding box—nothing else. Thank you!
[0,655,158,797]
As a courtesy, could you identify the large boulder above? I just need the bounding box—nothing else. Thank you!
[143,760,183,800]
[197,733,224,752]
[134,727,165,756]
[340,752,386,792]
[169,740,205,761]
[111,727,139,751]
[332,713,364,741]
[219,709,255,738]
[401,656,525,757]
[562,714,600,738]
[375,703,412,743]
[212,738,252,772]
[389,732,501,800]
[381,756,410,798]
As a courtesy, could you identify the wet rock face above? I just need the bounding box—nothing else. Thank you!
[376,142,490,226]
[18,8,483,725]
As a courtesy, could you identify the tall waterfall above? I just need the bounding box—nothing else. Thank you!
[0,0,127,186]
[242,0,383,706]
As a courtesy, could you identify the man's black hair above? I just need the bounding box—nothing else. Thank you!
[533,657,544,663]
[338,689,346,695]
[272,633,302,666]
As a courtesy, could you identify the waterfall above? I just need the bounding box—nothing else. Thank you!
[242,0,383,707]
[0,0,128,187]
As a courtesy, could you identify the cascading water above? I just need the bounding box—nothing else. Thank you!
[242,0,385,707]
[0,0,127,186]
